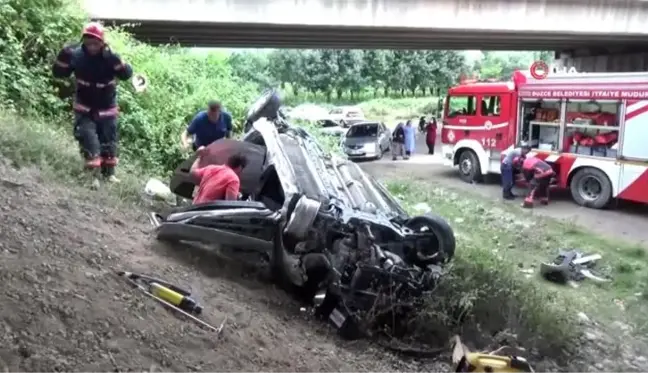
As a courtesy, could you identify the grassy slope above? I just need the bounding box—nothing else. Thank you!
[3,108,646,368]
[391,180,648,339]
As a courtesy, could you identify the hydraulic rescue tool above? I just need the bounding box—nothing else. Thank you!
[452,335,534,373]
[455,354,534,373]
[117,271,223,333]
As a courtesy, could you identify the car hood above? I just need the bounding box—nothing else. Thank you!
[344,136,377,147]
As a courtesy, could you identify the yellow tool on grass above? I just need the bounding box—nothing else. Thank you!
[452,335,534,373]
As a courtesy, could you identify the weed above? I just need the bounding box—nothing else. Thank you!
[390,179,648,342]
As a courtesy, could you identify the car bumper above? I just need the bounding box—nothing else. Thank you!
[345,150,378,159]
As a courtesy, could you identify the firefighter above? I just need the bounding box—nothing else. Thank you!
[520,156,555,208]
[501,142,531,200]
[52,22,133,188]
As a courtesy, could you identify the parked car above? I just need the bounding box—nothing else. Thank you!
[329,106,365,127]
[152,89,455,339]
[317,118,347,137]
[341,121,391,160]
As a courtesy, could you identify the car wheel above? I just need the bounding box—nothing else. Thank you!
[570,167,612,209]
[457,149,482,183]
[405,212,456,265]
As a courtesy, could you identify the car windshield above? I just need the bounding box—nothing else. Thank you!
[347,124,378,138]
[329,108,343,114]
[346,111,362,118]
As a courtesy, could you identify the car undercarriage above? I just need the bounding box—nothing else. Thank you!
[149,90,456,338]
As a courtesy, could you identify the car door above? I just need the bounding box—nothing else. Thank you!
[380,123,391,149]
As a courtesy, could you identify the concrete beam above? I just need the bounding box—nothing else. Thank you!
[103,20,648,50]
[87,0,648,35]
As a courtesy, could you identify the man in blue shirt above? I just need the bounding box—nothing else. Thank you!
[181,100,233,151]
[501,141,531,200]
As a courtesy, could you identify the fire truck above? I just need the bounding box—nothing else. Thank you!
[440,70,648,209]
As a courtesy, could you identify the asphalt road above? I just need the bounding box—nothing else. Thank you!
[358,135,648,247]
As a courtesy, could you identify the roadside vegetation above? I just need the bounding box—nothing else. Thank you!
[1,0,636,369]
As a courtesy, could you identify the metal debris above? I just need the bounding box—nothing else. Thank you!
[540,250,610,284]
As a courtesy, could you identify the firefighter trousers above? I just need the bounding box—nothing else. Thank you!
[525,176,551,205]
[73,113,119,177]
[500,163,514,197]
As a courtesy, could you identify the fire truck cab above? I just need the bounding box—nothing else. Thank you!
[441,71,648,209]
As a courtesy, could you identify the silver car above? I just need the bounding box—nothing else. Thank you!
[342,121,391,160]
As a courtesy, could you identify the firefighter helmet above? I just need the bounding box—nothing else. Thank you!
[82,22,105,42]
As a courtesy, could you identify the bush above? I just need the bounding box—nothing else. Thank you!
[105,28,259,174]
[0,0,85,117]
[1,0,260,176]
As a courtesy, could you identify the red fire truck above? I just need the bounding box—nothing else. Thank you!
[440,70,648,209]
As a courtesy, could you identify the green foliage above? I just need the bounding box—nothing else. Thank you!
[473,51,554,80]
[229,49,471,104]
[0,0,85,116]
[105,28,259,174]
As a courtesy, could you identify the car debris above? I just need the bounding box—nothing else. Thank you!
[540,250,609,284]
[452,335,534,372]
[149,89,457,339]
[117,271,225,334]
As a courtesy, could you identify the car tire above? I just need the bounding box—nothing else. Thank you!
[457,149,482,184]
[570,167,613,209]
[405,212,456,264]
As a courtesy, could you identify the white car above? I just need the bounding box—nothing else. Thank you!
[329,106,365,127]
[288,104,330,122]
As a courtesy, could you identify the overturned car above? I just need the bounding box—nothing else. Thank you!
[149,90,456,338]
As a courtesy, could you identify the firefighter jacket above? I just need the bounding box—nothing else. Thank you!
[52,44,133,118]
[522,157,555,181]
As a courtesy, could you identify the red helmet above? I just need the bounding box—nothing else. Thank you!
[82,22,105,41]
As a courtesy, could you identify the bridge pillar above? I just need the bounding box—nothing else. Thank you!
[555,48,648,73]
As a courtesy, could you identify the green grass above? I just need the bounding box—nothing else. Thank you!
[387,180,648,353]
[0,110,152,204]
[359,97,439,123]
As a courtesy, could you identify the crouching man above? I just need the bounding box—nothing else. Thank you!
[520,157,555,208]
[190,146,248,204]
[52,22,133,188]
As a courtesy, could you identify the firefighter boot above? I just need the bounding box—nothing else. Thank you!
[84,157,101,190]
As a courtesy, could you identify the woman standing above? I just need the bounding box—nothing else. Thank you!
[391,122,405,160]
[425,117,438,154]
[418,116,426,132]
[403,120,416,160]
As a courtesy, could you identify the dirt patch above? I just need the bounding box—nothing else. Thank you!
[0,161,439,372]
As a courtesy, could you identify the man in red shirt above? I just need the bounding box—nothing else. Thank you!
[520,156,555,208]
[190,146,248,204]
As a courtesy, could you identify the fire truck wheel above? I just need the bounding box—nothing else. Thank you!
[457,149,482,183]
[570,167,612,209]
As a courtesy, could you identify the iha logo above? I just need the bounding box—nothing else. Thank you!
[529,61,549,80]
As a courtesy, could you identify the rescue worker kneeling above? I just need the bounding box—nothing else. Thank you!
[190,146,248,204]
[52,22,133,187]
[520,157,555,208]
